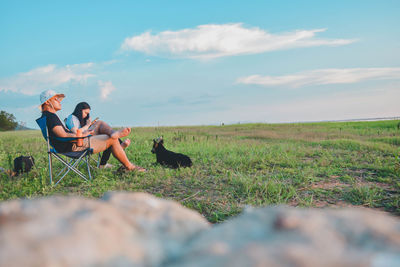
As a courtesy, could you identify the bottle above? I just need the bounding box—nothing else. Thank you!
[76,129,83,146]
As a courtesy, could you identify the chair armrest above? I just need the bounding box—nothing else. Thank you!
[51,135,93,142]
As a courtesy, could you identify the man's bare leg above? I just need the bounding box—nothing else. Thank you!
[91,135,144,171]
[100,138,131,168]
[107,138,145,171]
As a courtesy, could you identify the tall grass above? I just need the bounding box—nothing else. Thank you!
[0,120,399,222]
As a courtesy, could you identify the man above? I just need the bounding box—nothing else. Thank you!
[39,89,146,172]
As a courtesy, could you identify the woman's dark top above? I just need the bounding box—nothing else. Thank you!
[41,111,73,152]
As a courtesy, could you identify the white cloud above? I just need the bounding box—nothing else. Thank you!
[121,23,355,59]
[237,68,400,88]
[0,63,95,95]
[98,80,116,100]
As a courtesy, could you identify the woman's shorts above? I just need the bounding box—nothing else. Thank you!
[71,134,109,153]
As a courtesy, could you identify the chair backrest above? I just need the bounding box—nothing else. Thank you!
[36,116,88,153]
[36,116,52,153]
[36,116,78,141]
[36,116,49,141]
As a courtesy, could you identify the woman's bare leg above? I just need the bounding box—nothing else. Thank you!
[111,127,131,139]
[93,121,131,140]
[92,121,114,136]
[121,138,131,149]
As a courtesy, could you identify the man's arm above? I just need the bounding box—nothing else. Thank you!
[52,125,93,138]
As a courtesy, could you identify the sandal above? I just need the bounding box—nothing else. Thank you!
[132,165,147,172]
[116,165,147,173]
[116,166,128,174]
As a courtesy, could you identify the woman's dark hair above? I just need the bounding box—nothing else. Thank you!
[72,102,91,127]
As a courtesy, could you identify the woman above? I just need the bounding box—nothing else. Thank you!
[66,102,130,169]
[39,89,145,172]
[65,102,94,134]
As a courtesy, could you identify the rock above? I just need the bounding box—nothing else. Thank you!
[167,206,400,267]
[1,193,400,267]
[0,192,210,267]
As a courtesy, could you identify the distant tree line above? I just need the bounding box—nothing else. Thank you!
[0,110,18,131]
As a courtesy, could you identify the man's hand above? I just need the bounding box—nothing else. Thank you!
[83,130,94,137]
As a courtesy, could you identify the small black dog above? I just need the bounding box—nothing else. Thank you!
[14,156,35,175]
[151,137,192,168]
[0,156,35,177]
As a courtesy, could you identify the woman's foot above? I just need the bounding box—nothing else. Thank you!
[111,127,131,139]
[121,138,131,149]
[99,163,113,169]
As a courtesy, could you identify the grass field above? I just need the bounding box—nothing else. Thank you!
[0,120,399,223]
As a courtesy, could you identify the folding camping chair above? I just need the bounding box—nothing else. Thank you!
[36,116,100,185]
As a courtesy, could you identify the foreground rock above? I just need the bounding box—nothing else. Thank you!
[0,192,210,266]
[169,206,400,267]
[0,192,399,267]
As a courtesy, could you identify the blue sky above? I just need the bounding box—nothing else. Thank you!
[0,0,399,128]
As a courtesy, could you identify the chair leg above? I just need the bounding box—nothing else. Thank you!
[88,154,100,169]
[97,153,102,168]
[86,155,92,180]
[49,150,96,186]
[53,153,89,185]
[48,152,53,184]
[54,157,76,183]
[55,157,74,178]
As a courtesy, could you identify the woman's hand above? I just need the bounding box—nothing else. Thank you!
[85,118,92,127]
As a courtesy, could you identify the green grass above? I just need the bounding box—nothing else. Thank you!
[1,120,399,223]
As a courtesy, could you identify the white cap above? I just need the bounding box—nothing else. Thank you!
[39,90,65,110]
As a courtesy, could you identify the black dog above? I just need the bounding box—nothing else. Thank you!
[0,156,35,177]
[14,156,35,175]
[151,137,192,168]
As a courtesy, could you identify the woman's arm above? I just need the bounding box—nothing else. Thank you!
[65,114,81,134]
[81,120,91,132]
[68,123,90,134]
[69,127,78,134]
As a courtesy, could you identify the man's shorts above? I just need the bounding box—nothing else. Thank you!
[71,134,109,154]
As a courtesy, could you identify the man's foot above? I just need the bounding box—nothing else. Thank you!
[121,138,131,149]
[111,128,131,139]
[132,165,147,172]
[126,163,147,172]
